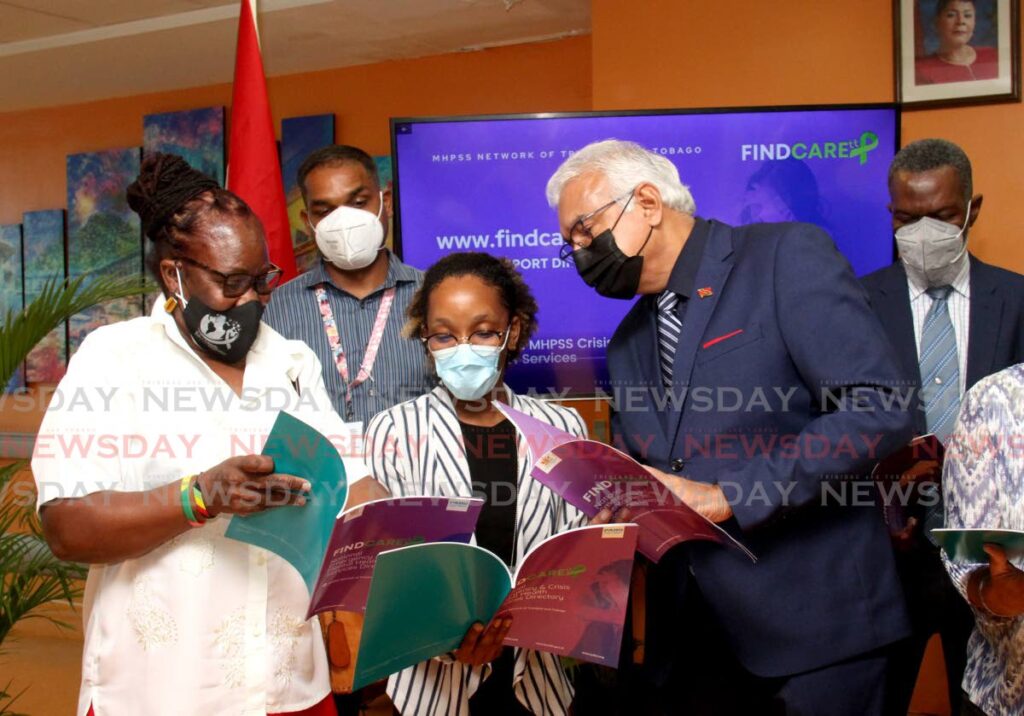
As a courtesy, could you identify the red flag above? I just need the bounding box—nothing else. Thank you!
[227,0,297,280]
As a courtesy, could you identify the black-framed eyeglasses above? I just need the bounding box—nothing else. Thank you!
[175,255,283,297]
[558,188,636,261]
[421,326,511,356]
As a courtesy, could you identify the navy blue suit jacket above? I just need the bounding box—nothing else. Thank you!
[860,255,1024,434]
[609,220,913,678]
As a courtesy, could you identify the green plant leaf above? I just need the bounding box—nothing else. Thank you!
[0,274,155,386]
[0,463,86,647]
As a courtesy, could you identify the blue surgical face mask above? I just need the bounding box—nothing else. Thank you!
[431,330,511,401]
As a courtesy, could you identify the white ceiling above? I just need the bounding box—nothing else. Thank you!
[0,0,590,112]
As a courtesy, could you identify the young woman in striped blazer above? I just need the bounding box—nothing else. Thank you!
[365,252,589,715]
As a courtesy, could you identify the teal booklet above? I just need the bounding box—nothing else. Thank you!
[352,524,640,689]
[931,528,1024,564]
[225,411,349,592]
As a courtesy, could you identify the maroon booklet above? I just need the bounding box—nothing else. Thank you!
[497,403,754,563]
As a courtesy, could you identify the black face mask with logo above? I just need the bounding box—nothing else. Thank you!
[572,226,654,300]
[175,268,264,364]
[181,295,264,364]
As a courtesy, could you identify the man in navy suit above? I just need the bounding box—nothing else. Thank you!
[547,140,914,714]
[861,138,1024,716]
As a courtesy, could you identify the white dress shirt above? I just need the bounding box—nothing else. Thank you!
[908,258,971,397]
[32,301,367,716]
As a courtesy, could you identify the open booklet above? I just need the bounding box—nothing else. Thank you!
[224,411,351,590]
[931,528,1024,564]
[304,495,483,619]
[352,524,640,690]
[495,403,754,563]
[224,412,485,617]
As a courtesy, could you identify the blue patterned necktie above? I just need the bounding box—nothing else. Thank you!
[657,291,681,386]
[920,286,960,443]
[919,285,960,543]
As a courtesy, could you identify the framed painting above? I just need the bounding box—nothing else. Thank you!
[23,210,67,383]
[144,106,226,185]
[375,154,395,252]
[896,0,1021,106]
[66,148,143,355]
[0,224,25,392]
[281,114,335,274]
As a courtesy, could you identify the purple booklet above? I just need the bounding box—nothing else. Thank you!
[497,403,754,564]
[500,524,639,666]
[306,496,483,619]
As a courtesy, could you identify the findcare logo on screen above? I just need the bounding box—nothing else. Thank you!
[740,131,880,165]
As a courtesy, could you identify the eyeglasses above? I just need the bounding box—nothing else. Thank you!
[174,255,283,297]
[558,189,635,261]
[421,326,511,356]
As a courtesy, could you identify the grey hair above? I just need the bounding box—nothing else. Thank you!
[545,139,697,215]
[889,138,973,203]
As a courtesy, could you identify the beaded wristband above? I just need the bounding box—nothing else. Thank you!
[180,475,205,527]
[192,478,211,520]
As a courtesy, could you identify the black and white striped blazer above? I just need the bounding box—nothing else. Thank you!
[365,385,587,715]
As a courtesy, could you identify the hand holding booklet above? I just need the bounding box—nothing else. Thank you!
[225,412,643,690]
[495,403,754,563]
[224,412,483,615]
[353,524,640,689]
[931,528,1024,564]
[224,411,351,590]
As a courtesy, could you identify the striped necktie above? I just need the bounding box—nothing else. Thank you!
[919,285,959,543]
[920,286,960,443]
[657,291,681,386]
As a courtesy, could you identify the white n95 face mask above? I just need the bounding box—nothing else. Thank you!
[311,194,385,270]
[895,200,971,288]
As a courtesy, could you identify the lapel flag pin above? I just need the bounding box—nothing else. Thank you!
[697,287,714,299]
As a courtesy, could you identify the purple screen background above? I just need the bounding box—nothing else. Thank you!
[393,108,897,395]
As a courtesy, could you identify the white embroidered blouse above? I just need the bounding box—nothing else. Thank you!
[31,302,367,716]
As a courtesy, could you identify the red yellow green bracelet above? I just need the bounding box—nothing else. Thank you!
[179,475,205,527]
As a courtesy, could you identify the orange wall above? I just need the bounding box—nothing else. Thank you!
[6,4,1022,274]
[0,35,593,225]
[590,0,1024,274]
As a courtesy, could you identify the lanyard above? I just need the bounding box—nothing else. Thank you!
[314,284,396,413]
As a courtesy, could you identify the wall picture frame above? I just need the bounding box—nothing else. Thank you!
[895,0,1021,107]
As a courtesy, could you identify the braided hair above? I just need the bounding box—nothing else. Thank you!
[126,153,258,291]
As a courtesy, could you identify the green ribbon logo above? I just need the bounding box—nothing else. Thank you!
[850,131,879,165]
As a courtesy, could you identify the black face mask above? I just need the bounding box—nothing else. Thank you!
[182,296,264,364]
[572,215,654,300]
[176,270,264,364]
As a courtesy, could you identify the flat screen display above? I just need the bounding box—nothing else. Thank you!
[392,105,898,396]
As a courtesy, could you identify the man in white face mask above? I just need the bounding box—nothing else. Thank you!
[862,138,1024,716]
[266,143,434,425]
[264,146,435,711]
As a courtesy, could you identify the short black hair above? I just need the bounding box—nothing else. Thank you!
[296,145,379,200]
[405,252,538,362]
[888,138,973,203]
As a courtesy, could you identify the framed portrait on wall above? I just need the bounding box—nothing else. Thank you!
[895,0,1021,107]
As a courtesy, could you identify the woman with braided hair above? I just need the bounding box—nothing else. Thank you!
[32,153,372,716]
